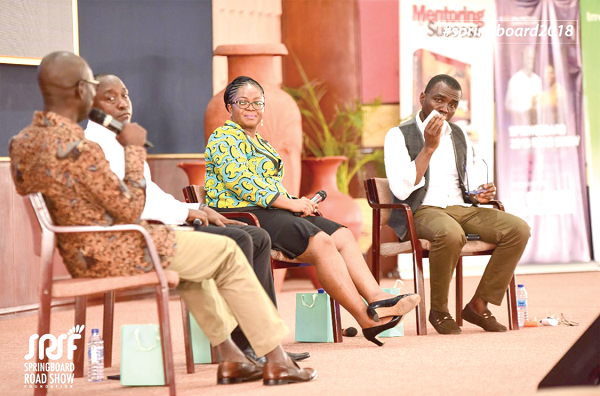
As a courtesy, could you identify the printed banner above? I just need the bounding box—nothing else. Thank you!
[494,0,590,263]
[400,0,497,179]
[580,0,600,261]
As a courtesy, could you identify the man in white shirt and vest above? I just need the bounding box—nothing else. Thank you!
[384,74,530,334]
[85,74,309,361]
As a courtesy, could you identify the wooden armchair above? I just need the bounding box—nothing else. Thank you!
[26,192,178,396]
[364,178,519,335]
[182,185,343,343]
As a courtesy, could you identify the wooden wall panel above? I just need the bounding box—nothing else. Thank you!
[1,161,39,310]
[282,0,361,122]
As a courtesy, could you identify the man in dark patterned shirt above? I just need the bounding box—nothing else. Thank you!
[9,51,316,385]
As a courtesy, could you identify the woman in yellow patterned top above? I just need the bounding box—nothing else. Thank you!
[205,76,420,346]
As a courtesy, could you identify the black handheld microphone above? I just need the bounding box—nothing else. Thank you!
[294,190,327,216]
[310,190,327,204]
[88,108,154,149]
[342,327,358,337]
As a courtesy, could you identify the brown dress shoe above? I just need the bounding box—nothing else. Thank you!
[429,310,462,334]
[462,305,507,332]
[263,360,317,385]
[217,361,263,384]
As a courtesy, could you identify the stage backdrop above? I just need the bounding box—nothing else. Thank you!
[580,0,600,261]
[396,0,496,276]
[494,0,590,263]
[400,0,496,183]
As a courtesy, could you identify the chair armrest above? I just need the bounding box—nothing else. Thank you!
[367,202,412,210]
[369,200,423,255]
[47,223,170,284]
[182,184,266,226]
[486,200,505,212]
[219,212,261,227]
[220,207,321,227]
[29,192,171,287]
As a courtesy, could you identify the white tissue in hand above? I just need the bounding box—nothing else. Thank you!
[423,110,451,137]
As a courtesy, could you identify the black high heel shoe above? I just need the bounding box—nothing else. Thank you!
[362,316,402,346]
[366,293,420,322]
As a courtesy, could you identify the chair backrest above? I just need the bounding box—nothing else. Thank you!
[367,178,394,226]
[24,195,43,257]
[26,192,61,300]
[182,185,205,204]
[29,192,55,227]
[28,192,58,255]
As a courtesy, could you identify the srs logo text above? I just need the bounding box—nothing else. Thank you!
[25,325,85,360]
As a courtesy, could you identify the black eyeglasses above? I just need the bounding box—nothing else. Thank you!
[463,159,489,196]
[232,100,265,110]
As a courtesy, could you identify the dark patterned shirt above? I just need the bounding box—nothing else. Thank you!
[9,112,176,277]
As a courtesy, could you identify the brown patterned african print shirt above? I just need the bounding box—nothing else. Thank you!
[9,111,176,277]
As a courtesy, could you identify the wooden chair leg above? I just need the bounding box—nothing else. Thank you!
[34,285,53,396]
[413,254,427,335]
[455,258,463,326]
[74,296,87,378]
[180,299,195,374]
[507,274,519,330]
[331,299,343,343]
[273,268,287,294]
[102,291,115,368]
[155,286,176,396]
[371,208,381,284]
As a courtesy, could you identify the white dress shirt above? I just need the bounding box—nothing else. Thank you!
[85,120,199,225]
[384,112,482,209]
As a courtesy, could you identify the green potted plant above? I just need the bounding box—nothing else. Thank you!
[284,60,385,240]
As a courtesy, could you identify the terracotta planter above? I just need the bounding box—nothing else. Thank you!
[302,156,363,241]
[177,161,206,186]
[204,43,302,196]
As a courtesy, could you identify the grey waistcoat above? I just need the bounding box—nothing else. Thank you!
[388,118,473,240]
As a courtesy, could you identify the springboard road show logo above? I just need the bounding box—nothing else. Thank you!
[23,325,85,389]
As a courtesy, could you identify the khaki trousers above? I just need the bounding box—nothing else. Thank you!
[413,205,530,313]
[169,230,288,357]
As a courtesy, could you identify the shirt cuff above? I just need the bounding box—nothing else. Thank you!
[265,192,280,209]
[388,161,425,201]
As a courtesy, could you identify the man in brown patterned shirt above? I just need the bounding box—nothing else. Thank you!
[9,51,316,385]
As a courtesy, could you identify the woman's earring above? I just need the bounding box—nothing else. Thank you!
[260,119,264,127]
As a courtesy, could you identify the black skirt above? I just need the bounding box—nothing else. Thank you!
[216,207,345,259]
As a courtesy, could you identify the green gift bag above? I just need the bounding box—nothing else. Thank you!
[188,312,212,364]
[378,280,405,338]
[120,325,165,386]
[295,292,334,343]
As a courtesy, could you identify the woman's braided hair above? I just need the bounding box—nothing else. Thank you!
[223,76,265,111]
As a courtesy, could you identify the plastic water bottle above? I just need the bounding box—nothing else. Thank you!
[517,284,529,327]
[87,328,104,382]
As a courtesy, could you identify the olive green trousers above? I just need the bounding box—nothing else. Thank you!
[414,205,530,313]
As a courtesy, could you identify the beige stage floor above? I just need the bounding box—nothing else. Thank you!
[1,272,599,396]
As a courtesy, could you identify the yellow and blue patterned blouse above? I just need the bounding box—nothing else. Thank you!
[204,120,293,209]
